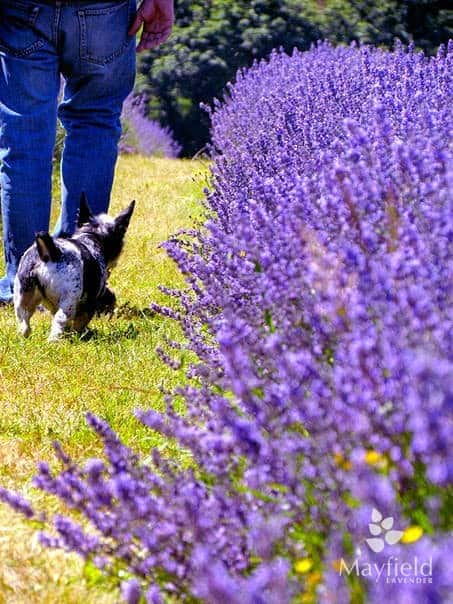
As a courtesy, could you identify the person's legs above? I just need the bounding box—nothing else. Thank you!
[0,0,59,301]
[55,0,136,236]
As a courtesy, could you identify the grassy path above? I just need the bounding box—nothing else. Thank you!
[0,156,207,603]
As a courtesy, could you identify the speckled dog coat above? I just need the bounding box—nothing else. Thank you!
[14,194,135,341]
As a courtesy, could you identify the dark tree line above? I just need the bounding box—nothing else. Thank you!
[138,0,452,156]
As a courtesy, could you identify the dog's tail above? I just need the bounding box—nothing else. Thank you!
[35,232,62,263]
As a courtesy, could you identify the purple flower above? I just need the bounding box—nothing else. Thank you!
[0,489,34,518]
[119,94,181,158]
[121,579,142,604]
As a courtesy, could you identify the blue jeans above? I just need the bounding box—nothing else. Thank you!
[0,0,136,301]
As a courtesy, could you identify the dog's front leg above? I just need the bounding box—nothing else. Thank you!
[73,310,94,333]
[49,307,73,342]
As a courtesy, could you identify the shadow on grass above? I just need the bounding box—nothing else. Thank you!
[72,324,138,343]
[69,304,157,343]
[113,303,156,320]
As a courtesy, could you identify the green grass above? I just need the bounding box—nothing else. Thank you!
[0,155,208,603]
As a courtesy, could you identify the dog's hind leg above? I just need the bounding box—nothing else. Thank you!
[49,306,74,342]
[14,287,42,338]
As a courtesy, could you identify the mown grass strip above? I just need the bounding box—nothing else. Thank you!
[0,155,207,603]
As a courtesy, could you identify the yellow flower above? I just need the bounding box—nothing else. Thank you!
[401,526,424,544]
[300,571,322,603]
[334,452,352,470]
[306,571,322,586]
[331,559,343,572]
[239,250,246,257]
[295,558,313,573]
[365,450,384,466]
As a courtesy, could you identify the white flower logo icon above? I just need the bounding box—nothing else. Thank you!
[366,508,404,553]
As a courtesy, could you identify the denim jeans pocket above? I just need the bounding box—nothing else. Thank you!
[78,0,135,66]
[0,0,44,57]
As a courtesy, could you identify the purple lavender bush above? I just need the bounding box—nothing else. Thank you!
[1,42,452,603]
[119,94,181,158]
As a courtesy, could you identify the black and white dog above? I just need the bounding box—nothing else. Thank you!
[14,194,135,341]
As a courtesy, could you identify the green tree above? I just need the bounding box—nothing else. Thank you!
[138,0,320,156]
[301,0,409,46]
[300,1,452,50]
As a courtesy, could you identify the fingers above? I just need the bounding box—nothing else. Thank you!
[129,0,175,52]
[136,26,172,52]
[128,12,145,36]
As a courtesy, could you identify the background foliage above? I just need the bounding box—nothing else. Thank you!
[138,0,452,155]
[138,0,320,156]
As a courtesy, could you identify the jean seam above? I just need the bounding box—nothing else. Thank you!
[0,39,45,58]
[79,0,129,17]
[53,5,62,49]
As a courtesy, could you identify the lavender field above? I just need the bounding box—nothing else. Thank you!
[1,42,452,603]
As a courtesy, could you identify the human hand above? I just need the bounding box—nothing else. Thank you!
[128,0,174,52]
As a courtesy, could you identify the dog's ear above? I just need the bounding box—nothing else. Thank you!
[114,200,135,235]
[77,192,93,227]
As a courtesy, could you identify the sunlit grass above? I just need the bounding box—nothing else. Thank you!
[0,155,208,603]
